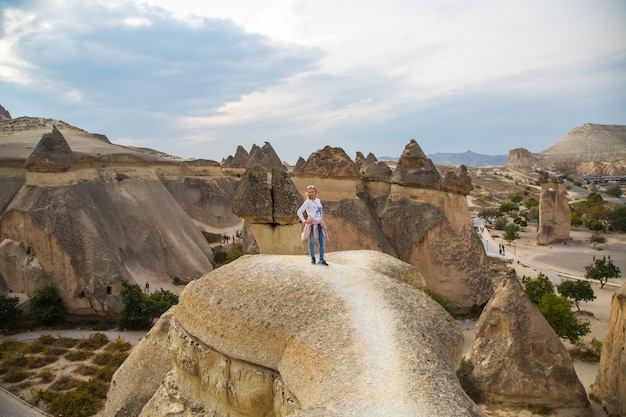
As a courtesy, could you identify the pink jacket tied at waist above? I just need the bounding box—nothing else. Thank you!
[301,219,329,241]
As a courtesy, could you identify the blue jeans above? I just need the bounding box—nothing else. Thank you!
[308,224,325,261]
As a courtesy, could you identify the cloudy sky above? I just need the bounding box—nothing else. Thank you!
[1,0,625,163]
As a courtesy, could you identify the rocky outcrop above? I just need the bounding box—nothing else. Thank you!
[232,166,304,254]
[0,103,11,120]
[467,270,589,412]
[392,140,472,195]
[297,146,361,178]
[536,178,571,245]
[103,251,485,417]
[23,126,76,171]
[506,147,536,167]
[241,140,492,312]
[0,120,220,317]
[539,123,626,164]
[246,142,285,171]
[592,282,626,416]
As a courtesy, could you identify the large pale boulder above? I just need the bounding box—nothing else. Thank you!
[103,309,174,417]
[592,282,626,416]
[105,251,485,417]
[467,270,589,413]
[536,178,571,245]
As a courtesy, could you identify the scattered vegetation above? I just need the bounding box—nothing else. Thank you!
[570,192,626,232]
[569,338,603,362]
[1,333,133,417]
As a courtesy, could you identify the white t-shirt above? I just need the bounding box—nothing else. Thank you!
[297,198,323,222]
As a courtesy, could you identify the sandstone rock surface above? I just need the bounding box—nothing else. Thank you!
[536,178,571,245]
[467,271,589,412]
[105,251,485,417]
[592,282,626,417]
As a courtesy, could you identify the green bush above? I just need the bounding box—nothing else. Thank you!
[569,338,602,362]
[3,367,31,382]
[28,285,65,325]
[77,333,109,350]
[538,293,590,344]
[424,288,459,317]
[65,350,93,362]
[524,273,554,305]
[47,389,102,417]
[39,369,55,383]
[0,294,20,334]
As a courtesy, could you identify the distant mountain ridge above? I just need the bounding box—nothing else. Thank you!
[427,151,507,167]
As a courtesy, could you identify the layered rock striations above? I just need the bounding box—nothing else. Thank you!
[467,270,590,413]
[0,118,243,317]
[103,251,485,417]
[592,282,626,417]
[504,123,626,175]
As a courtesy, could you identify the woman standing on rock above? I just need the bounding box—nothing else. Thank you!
[297,185,329,265]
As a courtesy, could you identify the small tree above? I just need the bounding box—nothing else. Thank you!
[605,184,623,198]
[557,280,596,311]
[0,294,20,334]
[147,289,179,318]
[494,216,508,230]
[118,281,152,330]
[503,223,520,245]
[118,282,179,330]
[28,285,65,325]
[585,257,621,289]
[538,293,590,344]
[524,273,554,305]
[589,232,607,249]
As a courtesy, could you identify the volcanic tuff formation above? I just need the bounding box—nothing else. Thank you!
[236,140,492,311]
[536,178,571,245]
[467,270,590,413]
[592,282,626,417]
[103,251,485,417]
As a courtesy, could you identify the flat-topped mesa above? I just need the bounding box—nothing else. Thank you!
[296,146,360,179]
[506,147,536,167]
[24,126,76,172]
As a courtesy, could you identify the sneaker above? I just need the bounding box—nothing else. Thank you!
[318,260,329,266]
[311,258,316,264]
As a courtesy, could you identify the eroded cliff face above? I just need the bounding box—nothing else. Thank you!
[104,251,485,417]
[0,169,214,317]
[593,283,626,417]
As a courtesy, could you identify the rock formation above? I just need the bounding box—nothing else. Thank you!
[592,282,626,416]
[467,270,590,413]
[0,119,235,317]
[0,103,12,120]
[536,178,571,245]
[506,147,536,167]
[504,123,626,175]
[103,251,485,417]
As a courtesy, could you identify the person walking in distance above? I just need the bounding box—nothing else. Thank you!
[297,185,329,265]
